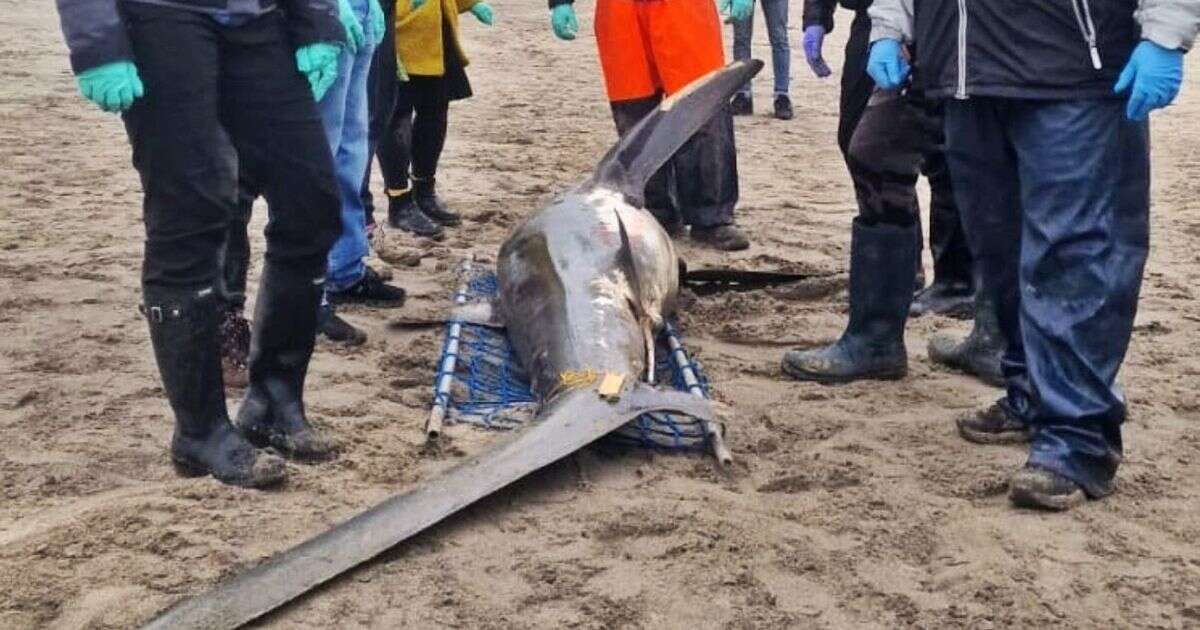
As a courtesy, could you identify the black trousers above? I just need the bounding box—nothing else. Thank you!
[122,5,339,292]
[610,95,739,228]
[838,12,971,285]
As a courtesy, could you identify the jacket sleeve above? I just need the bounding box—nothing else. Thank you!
[54,0,133,74]
[282,0,347,48]
[1136,0,1199,51]
[867,0,914,42]
[548,0,572,8]
[802,0,837,33]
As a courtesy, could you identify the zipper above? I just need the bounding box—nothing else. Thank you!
[1071,0,1103,69]
[955,0,968,99]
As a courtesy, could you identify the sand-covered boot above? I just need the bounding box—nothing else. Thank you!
[236,262,337,462]
[928,288,1005,386]
[413,176,461,227]
[144,285,285,488]
[783,220,916,383]
[1009,464,1087,511]
[387,188,444,240]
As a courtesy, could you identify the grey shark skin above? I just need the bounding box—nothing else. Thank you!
[141,60,762,630]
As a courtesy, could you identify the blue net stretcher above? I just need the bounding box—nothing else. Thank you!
[428,266,713,452]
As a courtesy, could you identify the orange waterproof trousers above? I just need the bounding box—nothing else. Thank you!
[594,0,727,103]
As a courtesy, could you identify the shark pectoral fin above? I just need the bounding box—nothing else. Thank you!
[387,301,505,330]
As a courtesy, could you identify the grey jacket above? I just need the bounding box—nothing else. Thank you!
[56,0,344,74]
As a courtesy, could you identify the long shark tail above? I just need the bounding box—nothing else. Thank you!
[591,59,764,206]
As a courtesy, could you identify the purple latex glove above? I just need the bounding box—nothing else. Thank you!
[803,25,832,78]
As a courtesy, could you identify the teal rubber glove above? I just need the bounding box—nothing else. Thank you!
[471,2,494,25]
[551,4,578,40]
[866,38,910,90]
[411,0,427,9]
[1114,40,1184,121]
[76,61,145,113]
[296,43,342,101]
[368,0,386,46]
[338,0,365,54]
[720,0,752,23]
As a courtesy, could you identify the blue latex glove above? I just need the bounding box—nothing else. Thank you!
[337,0,365,54]
[471,2,494,25]
[551,4,579,40]
[803,25,831,78]
[76,61,145,113]
[1114,40,1184,121]
[720,0,753,23]
[866,38,909,90]
[296,43,342,101]
[368,0,386,46]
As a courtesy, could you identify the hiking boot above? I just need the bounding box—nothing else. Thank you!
[236,262,338,463]
[783,220,916,383]
[774,95,794,121]
[911,279,974,318]
[956,401,1032,445]
[929,288,1005,387]
[731,93,753,116]
[318,300,367,346]
[1009,465,1087,511]
[413,177,462,226]
[219,305,251,390]
[387,190,445,241]
[692,224,750,251]
[328,266,406,308]
[143,285,286,488]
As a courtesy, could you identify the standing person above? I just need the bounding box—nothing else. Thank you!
[801,0,975,317]
[868,0,1196,509]
[377,0,495,240]
[318,0,408,314]
[548,0,754,251]
[730,0,794,120]
[55,0,348,487]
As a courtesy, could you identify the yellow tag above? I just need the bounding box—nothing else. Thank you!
[559,369,600,391]
[598,373,626,400]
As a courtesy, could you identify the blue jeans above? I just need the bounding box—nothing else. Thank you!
[319,0,379,292]
[945,98,1150,498]
[731,0,790,97]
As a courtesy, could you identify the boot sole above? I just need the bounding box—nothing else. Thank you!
[781,362,907,384]
[171,455,287,489]
[242,430,337,465]
[1009,485,1086,511]
[958,425,1033,445]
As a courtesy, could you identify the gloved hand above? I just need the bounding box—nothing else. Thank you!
[76,61,145,113]
[338,0,365,54]
[1114,40,1184,121]
[550,4,579,40]
[803,25,831,78]
[471,2,494,25]
[720,0,753,23]
[866,38,909,90]
[368,0,386,46]
[296,43,341,101]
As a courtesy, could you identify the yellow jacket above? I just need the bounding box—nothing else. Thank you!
[395,0,479,77]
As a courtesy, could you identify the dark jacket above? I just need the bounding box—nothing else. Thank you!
[55,0,344,73]
[869,0,1198,100]
[802,0,872,33]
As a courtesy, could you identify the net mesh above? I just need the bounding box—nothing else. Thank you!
[432,268,711,452]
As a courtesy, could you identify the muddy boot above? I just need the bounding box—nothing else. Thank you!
[782,220,916,383]
[236,262,337,462]
[692,224,750,251]
[318,298,367,346]
[774,95,794,121]
[731,93,753,116]
[219,305,251,390]
[1009,464,1087,511]
[144,286,286,488]
[387,189,444,241]
[412,176,461,227]
[911,279,975,318]
[956,400,1032,444]
[928,289,1005,386]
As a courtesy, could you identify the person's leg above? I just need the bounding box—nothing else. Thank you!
[730,2,754,113]
[782,90,924,383]
[1008,99,1149,508]
[409,83,461,226]
[361,0,398,226]
[383,82,445,238]
[837,12,873,159]
[218,11,343,462]
[610,94,682,234]
[121,3,284,487]
[762,0,792,119]
[942,98,1033,445]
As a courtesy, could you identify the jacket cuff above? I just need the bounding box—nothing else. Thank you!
[869,23,907,44]
[548,0,573,8]
[1140,23,1196,52]
[69,35,134,74]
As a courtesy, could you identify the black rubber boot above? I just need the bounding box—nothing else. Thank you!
[318,298,367,346]
[236,262,337,462]
[1009,464,1087,511]
[731,93,753,116]
[774,95,794,121]
[387,189,445,241]
[928,287,1005,387]
[143,286,286,488]
[692,224,751,251]
[911,279,975,318]
[782,220,916,383]
[412,177,462,227]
